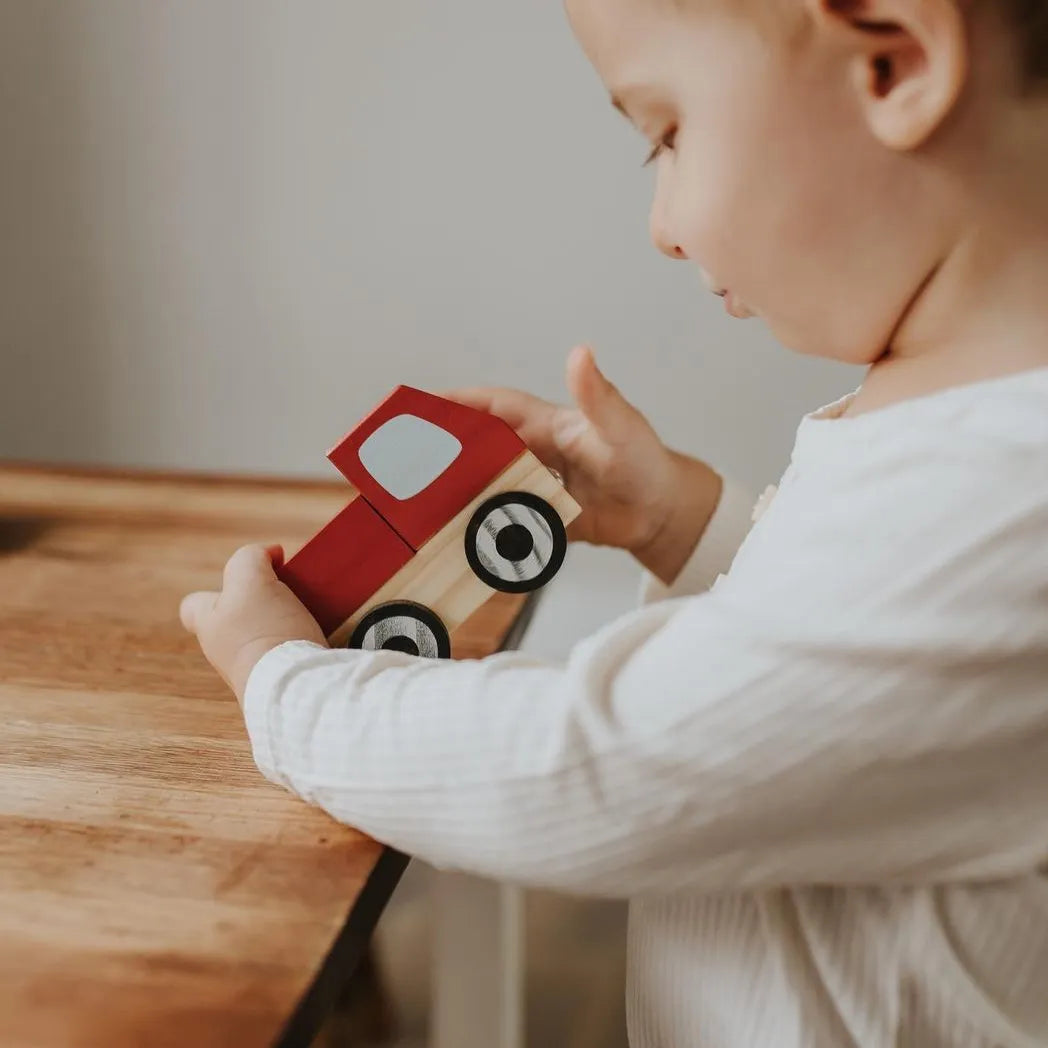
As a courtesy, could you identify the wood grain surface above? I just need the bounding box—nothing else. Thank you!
[0,463,527,1048]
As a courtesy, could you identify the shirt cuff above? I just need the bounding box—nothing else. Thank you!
[639,476,756,604]
[242,639,332,788]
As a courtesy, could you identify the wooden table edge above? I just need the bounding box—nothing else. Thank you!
[273,846,411,1048]
[0,459,346,491]
[272,591,543,1048]
[1,460,545,1047]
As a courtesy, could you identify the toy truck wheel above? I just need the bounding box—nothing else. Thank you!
[348,601,451,659]
[464,491,568,594]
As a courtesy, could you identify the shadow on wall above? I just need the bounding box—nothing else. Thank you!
[0,5,108,461]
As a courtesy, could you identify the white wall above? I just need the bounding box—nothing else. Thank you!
[0,0,857,492]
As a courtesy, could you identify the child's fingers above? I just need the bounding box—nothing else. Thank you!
[442,386,555,434]
[443,386,568,472]
[180,591,218,634]
[222,544,280,591]
[441,386,522,421]
[565,345,639,446]
[451,359,580,471]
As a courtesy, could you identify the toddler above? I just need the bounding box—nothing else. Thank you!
[182,1,1048,1044]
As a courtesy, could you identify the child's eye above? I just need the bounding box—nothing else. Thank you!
[643,127,678,167]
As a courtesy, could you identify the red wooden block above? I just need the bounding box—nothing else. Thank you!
[326,386,525,551]
[277,496,413,637]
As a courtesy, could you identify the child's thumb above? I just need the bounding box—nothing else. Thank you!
[565,345,637,443]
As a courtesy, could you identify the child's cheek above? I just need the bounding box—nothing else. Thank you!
[671,144,751,292]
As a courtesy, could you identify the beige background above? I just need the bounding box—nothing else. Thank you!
[0,7,863,1043]
[0,0,856,490]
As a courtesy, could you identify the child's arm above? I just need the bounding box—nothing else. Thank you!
[219,441,1048,896]
[239,580,1044,894]
[637,460,756,602]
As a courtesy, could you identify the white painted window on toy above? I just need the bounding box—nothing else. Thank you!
[358,415,462,501]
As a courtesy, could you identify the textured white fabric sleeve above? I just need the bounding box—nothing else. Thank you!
[243,434,1048,897]
[638,476,756,604]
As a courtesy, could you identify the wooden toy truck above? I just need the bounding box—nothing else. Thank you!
[277,386,582,659]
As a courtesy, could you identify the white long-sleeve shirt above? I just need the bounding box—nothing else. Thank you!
[245,368,1048,1048]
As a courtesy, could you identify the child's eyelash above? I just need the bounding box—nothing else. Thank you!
[643,127,678,168]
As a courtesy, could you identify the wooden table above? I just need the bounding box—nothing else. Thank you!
[0,464,531,1048]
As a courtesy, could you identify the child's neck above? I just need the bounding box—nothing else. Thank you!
[846,108,1048,419]
[848,237,1048,417]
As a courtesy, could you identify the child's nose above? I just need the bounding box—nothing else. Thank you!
[649,210,688,261]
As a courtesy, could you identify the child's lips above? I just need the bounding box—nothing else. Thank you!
[701,270,753,318]
[719,289,752,319]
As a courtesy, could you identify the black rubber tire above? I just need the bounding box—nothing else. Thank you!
[348,601,451,660]
[464,491,568,594]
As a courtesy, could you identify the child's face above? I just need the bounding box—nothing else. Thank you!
[566,0,952,364]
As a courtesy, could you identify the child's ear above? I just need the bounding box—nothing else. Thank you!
[807,0,968,150]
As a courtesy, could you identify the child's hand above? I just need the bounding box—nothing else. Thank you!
[450,346,676,554]
[180,544,328,704]
[448,345,722,582]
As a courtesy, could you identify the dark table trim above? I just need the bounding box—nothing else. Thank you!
[274,846,411,1048]
[272,590,543,1048]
